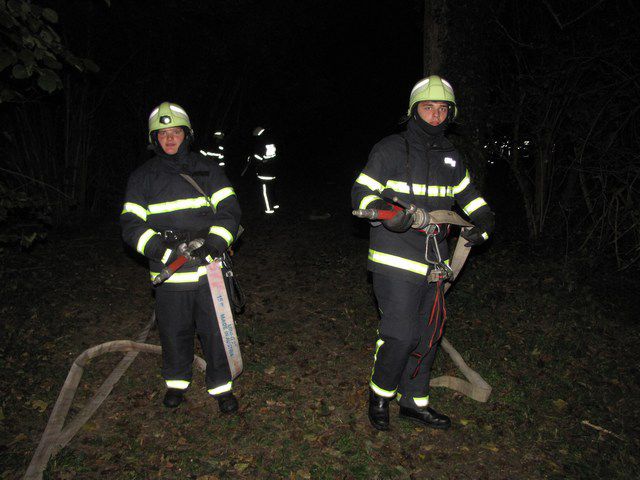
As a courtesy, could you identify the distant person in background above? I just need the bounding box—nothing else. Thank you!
[351,76,495,431]
[244,126,280,215]
[200,130,226,168]
[120,102,242,413]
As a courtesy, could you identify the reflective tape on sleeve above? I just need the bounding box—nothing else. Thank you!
[121,202,148,221]
[209,226,233,246]
[453,170,471,195]
[359,194,382,209]
[356,173,384,192]
[137,229,158,255]
[211,187,235,209]
[463,197,488,215]
[161,248,173,264]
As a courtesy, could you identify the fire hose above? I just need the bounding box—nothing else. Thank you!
[352,196,492,403]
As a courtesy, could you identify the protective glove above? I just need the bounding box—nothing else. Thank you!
[461,211,495,247]
[191,239,223,265]
[151,241,183,265]
[367,198,414,233]
[383,209,414,233]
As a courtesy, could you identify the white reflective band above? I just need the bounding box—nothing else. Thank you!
[410,77,430,96]
[121,202,148,221]
[453,170,471,195]
[169,104,188,116]
[254,154,263,160]
[264,144,276,158]
[370,380,396,398]
[368,249,429,276]
[482,232,489,240]
[463,197,488,215]
[205,255,214,263]
[137,229,157,254]
[219,146,224,151]
[149,266,208,283]
[148,197,209,214]
[218,162,225,167]
[257,175,276,180]
[262,184,274,213]
[200,149,212,156]
[211,187,235,209]
[359,195,382,209]
[166,379,189,390]
[208,381,233,396]
[161,248,173,264]
[209,226,234,246]
[148,107,159,121]
[444,157,456,167]
[413,396,429,407]
[356,173,384,192]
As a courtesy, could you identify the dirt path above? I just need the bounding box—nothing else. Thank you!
[1,176,639,479]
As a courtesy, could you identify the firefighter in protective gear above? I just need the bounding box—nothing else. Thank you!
[248,126,279,214]
[200,131,226,168]
[121,102,242,413]
[351,76,495,431]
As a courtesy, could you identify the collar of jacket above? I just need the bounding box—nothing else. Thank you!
[406,117,448,151]
[154,142,193,171]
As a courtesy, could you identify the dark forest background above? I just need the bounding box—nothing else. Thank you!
[1,0,639,271]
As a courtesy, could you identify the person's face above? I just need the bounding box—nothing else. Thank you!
[157,127,185,154]
[416,101,449,126]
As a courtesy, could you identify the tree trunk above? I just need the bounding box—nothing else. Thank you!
[423,0,447,75]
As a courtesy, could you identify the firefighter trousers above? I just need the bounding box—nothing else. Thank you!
[155,282,232,394]
[370,273,444,406]
[257,177,279,214]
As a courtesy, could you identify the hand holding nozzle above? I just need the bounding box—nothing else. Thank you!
[352,195,473,230]
[152,238,205,286]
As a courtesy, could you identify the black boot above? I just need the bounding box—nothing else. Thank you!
[217,392,239,413]
[163,388,184,408]
[368,390,390,431]
[399,405,451,429]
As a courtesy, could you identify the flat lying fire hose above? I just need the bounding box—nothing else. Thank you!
[352,206,492,403]
[23,314,207,480]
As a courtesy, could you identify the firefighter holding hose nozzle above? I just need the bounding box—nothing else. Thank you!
[351,75,495,431]
[120,102,242,414]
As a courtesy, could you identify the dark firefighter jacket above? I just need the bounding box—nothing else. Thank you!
[252,133,278,177]
[351,118,491,284]
[121,144,241,291]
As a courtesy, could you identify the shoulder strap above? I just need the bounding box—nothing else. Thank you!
[179,173,216,213]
